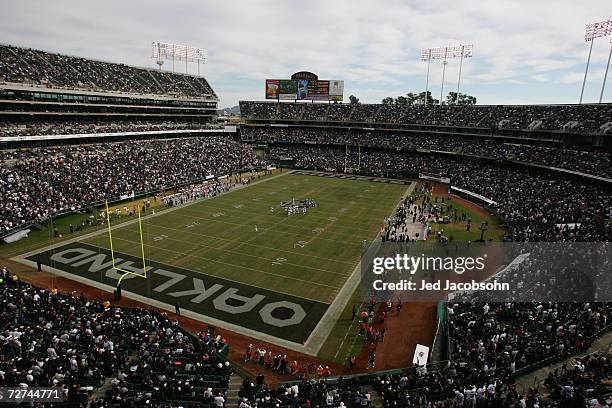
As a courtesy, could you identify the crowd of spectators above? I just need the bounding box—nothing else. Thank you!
[448,302,610,375]
[544,351,611,406]
[0,266,231,406]
[0,120,217,139]
[0,45,215,98]
[240,101,612,133]
[241,377,371,408]
[242,127,612,178]
[0,136,266,233]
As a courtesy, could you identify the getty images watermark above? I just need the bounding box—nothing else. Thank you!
[370,252,509,292]
[360,242,611,302]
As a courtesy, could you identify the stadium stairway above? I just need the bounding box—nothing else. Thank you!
[226,373,243,406]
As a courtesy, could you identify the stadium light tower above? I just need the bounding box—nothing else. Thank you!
[580,18,612,104]
[600,39,612,104]
[151,42,206,75]
[421,44,473,105]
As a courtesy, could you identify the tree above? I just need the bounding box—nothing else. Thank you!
[406,92,420,106]
[446,92,477,105]
[349,95,360,104]
[417,91,438,105]
[379,91,442,106]
[394,95,409,106]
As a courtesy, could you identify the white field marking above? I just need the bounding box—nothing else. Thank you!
[185,202,380,228]
[103,227,349,277]
[233,204,243,209]
[334,301,364,359]
[119,221,355,267]
[10,256,325,355]
[153,234,168,241]
[271,257,287,266]
[107,236,342,290]
[206,190,393,211]
[185,221,200,229]
[294,240,307,248]
[302,181,417,356]
[227,175,352,255]
[164,210,354,245]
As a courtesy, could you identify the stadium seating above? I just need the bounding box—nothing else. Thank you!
[0,269,231,406]
[242,127,612,178]
[0,137,265,234]
[0,121,218,138]
[0,45,215,98]
[240,101,612,134]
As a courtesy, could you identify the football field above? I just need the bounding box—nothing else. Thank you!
[16,171,412,352]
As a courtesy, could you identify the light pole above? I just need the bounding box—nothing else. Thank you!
[421,44,473,106]
[580,18,612,104]
[600,40,612,104]
[152,42,206,76]
[440,58,447,106]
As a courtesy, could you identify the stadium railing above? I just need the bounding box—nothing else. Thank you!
[430,301,449,362]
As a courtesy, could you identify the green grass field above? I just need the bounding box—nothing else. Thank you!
[426,195,506,242]
[85,172,409,304]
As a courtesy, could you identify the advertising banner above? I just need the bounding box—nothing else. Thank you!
[329,80,344,97]
[279,80,297,99]
[307,80,329,100]
[265,79,280,99]
[297,79,309,100]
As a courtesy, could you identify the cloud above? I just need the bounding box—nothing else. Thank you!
[0,0,610,106]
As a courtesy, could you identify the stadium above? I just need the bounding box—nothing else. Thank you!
[0,2,611,407]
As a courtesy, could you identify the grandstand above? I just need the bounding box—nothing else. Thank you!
[0,44,219,147]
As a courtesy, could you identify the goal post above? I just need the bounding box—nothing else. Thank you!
[105,200,148,284]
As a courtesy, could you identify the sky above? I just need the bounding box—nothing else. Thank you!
[0,0,610,108]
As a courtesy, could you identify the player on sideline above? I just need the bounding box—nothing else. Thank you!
[255,225,258,232]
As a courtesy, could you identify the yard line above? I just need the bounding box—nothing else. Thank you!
[100,225,349,276]
[178,204,376,233]
[158,210,356,245]
[107,236,343,291]
[136,220,356,266]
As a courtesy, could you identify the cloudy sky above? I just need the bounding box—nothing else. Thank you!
[1,0,610,107]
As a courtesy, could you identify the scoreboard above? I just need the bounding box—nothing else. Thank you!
[266,72,343,101]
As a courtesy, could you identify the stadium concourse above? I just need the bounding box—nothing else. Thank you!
[0,47,611,406]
